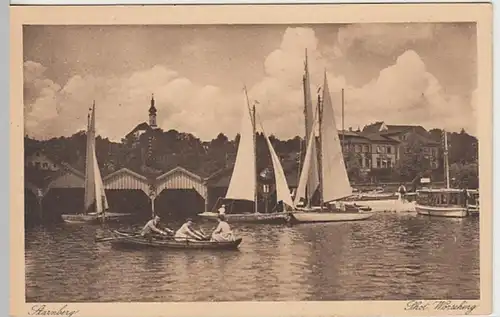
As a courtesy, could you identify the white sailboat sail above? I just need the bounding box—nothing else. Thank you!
[294,118,319,207]
[85,103,109,215]
[263,132,294,208]
[320,73,352,202]
[303,50,320,202]
[83,106,96,213]
[225,93,256,202]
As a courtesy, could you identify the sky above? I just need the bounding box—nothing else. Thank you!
[23,23,478,142]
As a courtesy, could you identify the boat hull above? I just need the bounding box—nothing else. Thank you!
[467,204,479,216]
[61,212,132,224]
[290,211,375,223]
[197,212,289,224]
[348,199,416,213]
[415,205,468,218]
[110,230,242,250]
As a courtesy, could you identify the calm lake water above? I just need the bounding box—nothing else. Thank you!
[25,213,479,302]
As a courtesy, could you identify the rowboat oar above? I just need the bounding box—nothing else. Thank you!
[194,229,210,241]
[95,233,141,243]
[95,236,119,243]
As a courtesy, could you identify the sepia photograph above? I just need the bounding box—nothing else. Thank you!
[10,4,493,317]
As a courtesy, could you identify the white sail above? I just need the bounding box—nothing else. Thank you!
[83,107,95,213]
[93,149,109,213]
[225,93,256,201]
[320,72,352,202]
[294,118,318,207]
[86,103,109,214]
[303,51,320,201]
[263,132,294,209]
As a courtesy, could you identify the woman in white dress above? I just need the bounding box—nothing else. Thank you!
[211,214,235,242]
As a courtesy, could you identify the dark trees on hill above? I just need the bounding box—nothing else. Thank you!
[25,127,478,185]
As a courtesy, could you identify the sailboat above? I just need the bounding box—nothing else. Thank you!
[198,91,289,224]
[61,102,131,224]
[289,72,375,223]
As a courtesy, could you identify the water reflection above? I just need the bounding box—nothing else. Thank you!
[25,214,479,302]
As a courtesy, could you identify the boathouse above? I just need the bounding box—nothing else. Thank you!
[154,166,208,219]
[24,161,212,221]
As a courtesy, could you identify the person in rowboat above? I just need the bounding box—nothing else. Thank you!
[175,218,206,241]
[211,214,235,242]
[141,215,173,240]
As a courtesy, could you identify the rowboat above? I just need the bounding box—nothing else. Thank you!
[62,212,131,224]
[61,102,131,224]
[107,230,243,250]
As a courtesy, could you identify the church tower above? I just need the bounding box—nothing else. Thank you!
[149,94,157,128]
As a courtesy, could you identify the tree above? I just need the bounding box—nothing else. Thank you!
[448,130,478,165]
[449,162,479,189]
[394,134,432,182]
[344,151,363,182]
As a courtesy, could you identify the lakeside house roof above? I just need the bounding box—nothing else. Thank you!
[125,122,152,139]
[362,122,428,136]
[25,147,64,166]
[362,133,401,144]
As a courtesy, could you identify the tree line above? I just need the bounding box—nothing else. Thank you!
[25,127,478,188]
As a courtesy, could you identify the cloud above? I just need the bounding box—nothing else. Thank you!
[23,61,62,134]
[24,26,477,142]
[24,61,247,141]
[335,23,435,57]
[344,49,476,134]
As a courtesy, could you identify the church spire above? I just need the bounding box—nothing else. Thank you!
[149,94,157,128]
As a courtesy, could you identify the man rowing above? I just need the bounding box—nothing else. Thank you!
[174,218,206,241]
[141,215,173,240]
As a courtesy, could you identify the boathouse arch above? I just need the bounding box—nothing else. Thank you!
[156,166,207,200]
[103,168,150,195]
[154,167,208,218]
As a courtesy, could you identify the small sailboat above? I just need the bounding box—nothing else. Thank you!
[61,102,131,224]
[198,91,289,224]
[290,72,375,223]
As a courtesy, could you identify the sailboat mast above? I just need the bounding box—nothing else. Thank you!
[252,104,258,213]
[302,49,310,204]
[341,88,345,148]
[83,108,92,214]
[317,90,324,212]
[443,130,450,188]
[243,86,258,213]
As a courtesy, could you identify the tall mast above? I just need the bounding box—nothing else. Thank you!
[341,88,345,152]
[244,86,258,213]
[302,48,310,205]
[252,103,258,213]
[443,129,450,188]
[317,89,324,212]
